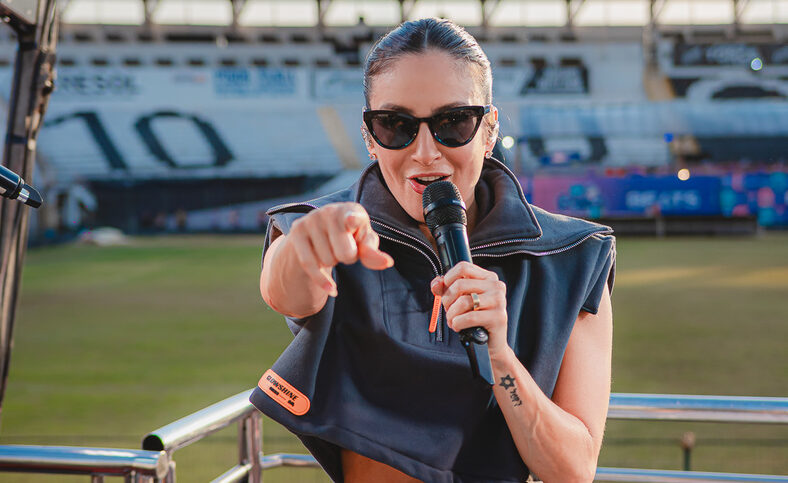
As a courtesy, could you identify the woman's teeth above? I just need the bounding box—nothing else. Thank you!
[413,175,448,185]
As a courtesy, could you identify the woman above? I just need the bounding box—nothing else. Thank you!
[251,18,615,483]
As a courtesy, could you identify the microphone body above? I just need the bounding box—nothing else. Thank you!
[432,222,472,269]
[423,181,494,386]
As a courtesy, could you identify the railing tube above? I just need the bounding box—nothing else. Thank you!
[142,390,254,453]
[595,467,788,482]
[609,394,788,424]
[0,445,169,479]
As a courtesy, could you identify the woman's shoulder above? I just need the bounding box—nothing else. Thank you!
[523,204,614,254]
[526,206,617,315]
[477,159,613,253]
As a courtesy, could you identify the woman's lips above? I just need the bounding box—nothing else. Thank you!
[408,178,428,195]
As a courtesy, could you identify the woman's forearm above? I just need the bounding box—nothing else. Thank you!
[260,234,330,318]
[490,347,597,483]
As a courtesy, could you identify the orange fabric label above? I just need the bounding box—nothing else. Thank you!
[258,369,310,416]
[429,294,441,333]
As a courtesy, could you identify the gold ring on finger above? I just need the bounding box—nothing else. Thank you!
[470,293,481,311]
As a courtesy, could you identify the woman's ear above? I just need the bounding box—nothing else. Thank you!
[361,125,377,160]
[487,106,499,151]
[361,126,372,148]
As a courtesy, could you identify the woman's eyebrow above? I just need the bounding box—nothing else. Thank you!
[379,102,467,115]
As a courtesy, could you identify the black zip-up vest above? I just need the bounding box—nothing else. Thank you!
[250,159,616,482]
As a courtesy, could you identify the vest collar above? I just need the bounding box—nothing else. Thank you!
[354,158,543,249]
[268,158,612,256]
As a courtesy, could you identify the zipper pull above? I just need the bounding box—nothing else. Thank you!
[428,294,441,333]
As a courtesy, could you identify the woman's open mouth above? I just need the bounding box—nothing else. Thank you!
[408,175,449,194]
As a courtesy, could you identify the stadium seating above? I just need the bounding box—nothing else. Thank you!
[1,21,786,234]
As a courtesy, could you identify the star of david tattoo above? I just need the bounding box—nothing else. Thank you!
[499,375,515,390]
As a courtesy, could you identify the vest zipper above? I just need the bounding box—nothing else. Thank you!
[471,229,613,258]
[371,219,446,342]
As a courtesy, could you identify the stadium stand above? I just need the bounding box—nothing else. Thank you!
[0,1,785,236]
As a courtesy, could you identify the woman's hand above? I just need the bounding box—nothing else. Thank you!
[286,202,394,296]
[261,202,393,317]
[430,262,509,356]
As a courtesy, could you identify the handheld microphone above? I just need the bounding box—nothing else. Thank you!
[423,181,494,386]
[0,165,42,208]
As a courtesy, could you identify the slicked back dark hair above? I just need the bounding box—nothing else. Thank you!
[363,18,493,120]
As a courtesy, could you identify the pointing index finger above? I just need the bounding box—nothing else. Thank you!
[343,205,393,270]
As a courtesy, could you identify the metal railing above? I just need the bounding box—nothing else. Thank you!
[1,391,786,481]
[0,444,169,482]
[608,393,788,424]
[139,390,788,482]
[142,389,261,483]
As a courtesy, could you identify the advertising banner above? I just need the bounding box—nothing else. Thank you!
[50,67,309,105]
[674,43,788,67]
[524,173,788,226]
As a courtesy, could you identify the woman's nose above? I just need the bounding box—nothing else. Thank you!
[410,121,441,165]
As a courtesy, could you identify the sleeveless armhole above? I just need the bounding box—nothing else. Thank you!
[260,210,316,334]
[260,210,299,271]
[580,234,616,315]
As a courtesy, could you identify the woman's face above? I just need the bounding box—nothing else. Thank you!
[363,50,498,224]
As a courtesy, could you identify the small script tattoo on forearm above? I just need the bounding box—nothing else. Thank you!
[499,374,522,407]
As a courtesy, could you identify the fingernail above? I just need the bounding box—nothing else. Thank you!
[345,211,359,227]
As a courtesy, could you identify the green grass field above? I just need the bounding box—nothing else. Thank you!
[0,233,786,481]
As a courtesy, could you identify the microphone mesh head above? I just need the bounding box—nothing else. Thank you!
[422,180,467,232]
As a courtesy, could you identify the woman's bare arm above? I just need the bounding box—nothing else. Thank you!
[435,262,612,481]
[491,287,613,482]
[260,233,328,318]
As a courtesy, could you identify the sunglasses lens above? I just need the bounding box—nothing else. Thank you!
[433,108,481,147]
[370,113,417,148]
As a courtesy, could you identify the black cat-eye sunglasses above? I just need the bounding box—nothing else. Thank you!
[363,105,491,150]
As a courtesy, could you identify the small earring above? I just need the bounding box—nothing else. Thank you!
[484,151,492,159]
[369,153,377,161]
